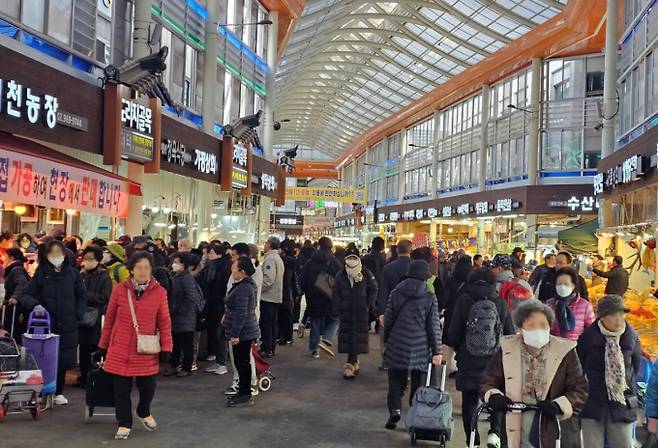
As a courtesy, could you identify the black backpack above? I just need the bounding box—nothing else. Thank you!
[464,296,502,357]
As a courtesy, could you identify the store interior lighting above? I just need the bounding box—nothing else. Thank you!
[65,209,78,216]
[13,204,27,215]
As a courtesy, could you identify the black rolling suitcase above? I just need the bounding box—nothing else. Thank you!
[84,352,115,422]
[405,363,453,446]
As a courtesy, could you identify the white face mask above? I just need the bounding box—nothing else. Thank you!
[555,284,574,298]
[522,328,551,349]
[172,263,183,273]
[102,253,112,264]
[48,255,65,268]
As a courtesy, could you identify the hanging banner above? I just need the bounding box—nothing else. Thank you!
[0,147,130,217]
[285,187,367,204]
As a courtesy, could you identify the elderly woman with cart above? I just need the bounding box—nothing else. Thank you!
[480,300,588,448]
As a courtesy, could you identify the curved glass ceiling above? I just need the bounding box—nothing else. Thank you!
[273,0,566,159]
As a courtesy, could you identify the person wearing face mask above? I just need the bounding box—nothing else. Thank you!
[164,252,203,377]
[17,233,36,253]
[546,268,595,342]
[1,248,30,341]
[577,294,641,448]
[76,245,112,388]
[104,243,130,287]
[20,240,88,406]
[481,300,588,448]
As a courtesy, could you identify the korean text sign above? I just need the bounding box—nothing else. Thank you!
[0,148,129,217]
[285,187,367,204]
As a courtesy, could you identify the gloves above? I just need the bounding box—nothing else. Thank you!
[33,305,46,317]
[537,400,562,417]
[488,393,512,412]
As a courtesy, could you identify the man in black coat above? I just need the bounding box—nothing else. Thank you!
[362,236,386,283]
[593,255,630,297]
[528,253,557,301]
[295,242,315,327]
[300,237,342,357]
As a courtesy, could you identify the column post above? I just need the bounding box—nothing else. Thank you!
[202,0,220,134]
[262,11,279,160]
[398,128,407,201]
[527,58,542,185]
[479,85,491,191]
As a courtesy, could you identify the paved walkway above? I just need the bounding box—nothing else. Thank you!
[5,333,478,448]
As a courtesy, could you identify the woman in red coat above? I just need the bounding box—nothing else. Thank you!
[99,251,173,440]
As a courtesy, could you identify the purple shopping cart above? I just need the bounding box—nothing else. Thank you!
[22,311,59,407]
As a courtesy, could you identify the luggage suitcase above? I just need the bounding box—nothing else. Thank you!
[405,362,453,446]
[84,352,115,422]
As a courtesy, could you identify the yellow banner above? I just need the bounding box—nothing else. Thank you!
[285,187,367,204]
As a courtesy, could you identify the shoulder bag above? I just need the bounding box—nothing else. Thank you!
[313,260,336,300]
[126,289,161,354]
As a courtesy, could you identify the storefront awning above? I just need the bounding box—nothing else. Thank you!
[0,132,140,218]
[557,218,599,255]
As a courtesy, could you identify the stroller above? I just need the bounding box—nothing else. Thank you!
[251,345,275,392]
[0,336,43,422]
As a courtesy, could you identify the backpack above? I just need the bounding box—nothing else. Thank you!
[465,297,502,357]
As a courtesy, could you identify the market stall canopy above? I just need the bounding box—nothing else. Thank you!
[557,218,599,255]
[0,132,140,218]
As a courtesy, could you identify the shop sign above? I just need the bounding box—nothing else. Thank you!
[0,79,58,129]
[415,209,424,219]
[260,172,277,191]
[389,211,399,222]
[475,201,489,215]
[457,203,471,215]
[402,210,415,220]
[303,216,334,230]
[496,198,512,212]
[119,97,155,162]
[272,214,303,226]
[0,147,129,217]
[378,213,386,222]
[549,195,599,212]
[285,187,367,204]
[161,139,217,174]
[442,206,453,217]
[232,145,249,189]
[56,110,88,132]
[594,155,647,194]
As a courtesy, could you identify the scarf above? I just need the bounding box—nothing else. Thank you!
[554,292,577,334]
[598,320,627,404]
[521,342,549,400]
[345,257,363,286]
[131,277,150,298]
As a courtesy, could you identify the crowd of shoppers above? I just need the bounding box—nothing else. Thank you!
[0,227,648,447]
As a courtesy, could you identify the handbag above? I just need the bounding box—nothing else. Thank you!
[313,269,335,300]
[126,289,161,355]
[79,307,99,328]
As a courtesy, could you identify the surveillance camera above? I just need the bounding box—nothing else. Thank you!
[274,121,281,131]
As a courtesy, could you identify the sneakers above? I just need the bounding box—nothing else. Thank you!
[311,351,320,359]
[191,362,198,372]
[206,355,216,362]
[114,427,131,440]
[321,339,333,347]
[343,363,357,380]
[318,341,334,356]
[213,365,228,375]
[385,409,401,430]
[486,432,501,448]
[137,414,158,431]
[54,395,69,405]
[176,370,191,377]
[227,395,254,407]
[251,386,259,397]
[298,323,305,338]
[224,383,239,397]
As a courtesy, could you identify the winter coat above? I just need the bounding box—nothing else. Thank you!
[577,320,642,422]
[362,251,386,283]
[447,280,515,391]
[170,270,203,333]
[2,261,29,340]
[546,294,595,341]
[261,250,284,304]
[98,280,173,377]
[481,335,588,448]
[281,254,296,305]
[645,360,658,418]
[334,267,377,355]
[223,276,260,341]
[529,264,556,301]
[301,249,342,318]
[383,277,441,371]
[442,276,468,344]
[198,257,232,317]
[376,255,411,316]
[593,264,630,296]
[78,266,112,345]
[20,262,87,370]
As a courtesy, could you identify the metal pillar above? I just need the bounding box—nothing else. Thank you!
[601,0,619,159]
[398,128,407,201]
[527,58,542,185]
[262,11,278,160]
[133,0,153,60]
[479,85,490,191]
[431,110,441,196]
[202,0,220,134]
[125,161,144,236]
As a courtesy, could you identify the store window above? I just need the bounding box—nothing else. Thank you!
[388,133,401,161]
[1,0,19,18]
[542,130,582,170]
[183,44,196,108]
[231,72,241,121]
